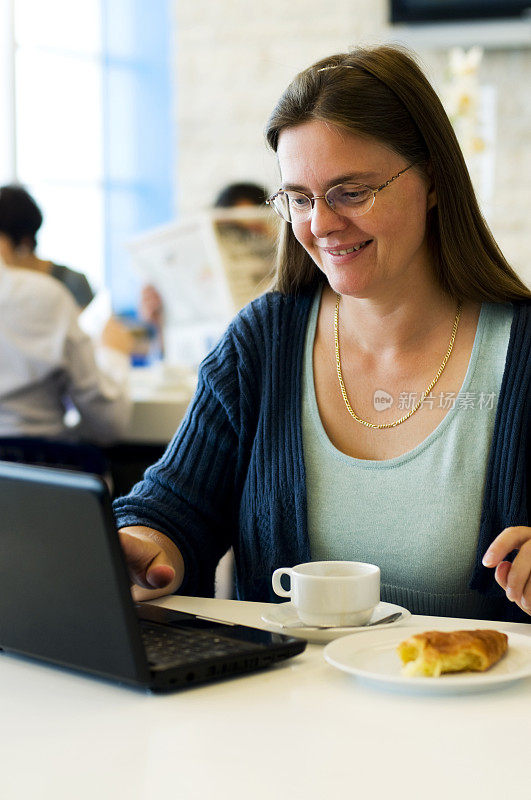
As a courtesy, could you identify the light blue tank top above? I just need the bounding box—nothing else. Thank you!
[302,290,513,617]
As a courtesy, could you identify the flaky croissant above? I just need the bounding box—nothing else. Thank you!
[397,629,508,677]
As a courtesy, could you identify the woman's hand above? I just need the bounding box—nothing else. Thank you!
[118,526,185,601]
[482,526,531,615]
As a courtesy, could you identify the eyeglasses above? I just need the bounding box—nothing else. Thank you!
[266,163,417,224]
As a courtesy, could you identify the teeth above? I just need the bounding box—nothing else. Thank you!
[329,241,369,255]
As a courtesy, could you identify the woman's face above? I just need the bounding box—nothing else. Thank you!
[276,120,435,300]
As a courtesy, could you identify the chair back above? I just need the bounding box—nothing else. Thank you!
[0,437,108,476]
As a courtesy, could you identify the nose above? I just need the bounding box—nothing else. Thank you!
[309,197,348,239]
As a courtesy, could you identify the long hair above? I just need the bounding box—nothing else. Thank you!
[265,46,530,302]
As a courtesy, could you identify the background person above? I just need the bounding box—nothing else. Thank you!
[114,46,530,622]
[0,255,133,446]
[0,184,94,309]
[213,182,268,208]
[139,181,269,329]
[0,180,136,366]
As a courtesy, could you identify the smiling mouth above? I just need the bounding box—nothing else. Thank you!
[327,240,372,256]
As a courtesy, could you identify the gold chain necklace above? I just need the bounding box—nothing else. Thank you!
[333,294,462,430]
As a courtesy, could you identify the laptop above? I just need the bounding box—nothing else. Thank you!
[0,460,306,691]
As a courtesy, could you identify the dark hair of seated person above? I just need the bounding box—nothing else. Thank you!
[214,182,268,208]
[0,185,43,250]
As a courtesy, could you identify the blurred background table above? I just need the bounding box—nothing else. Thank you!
[105,363,196,496]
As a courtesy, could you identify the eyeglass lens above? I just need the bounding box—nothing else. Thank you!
[272,182,375,222]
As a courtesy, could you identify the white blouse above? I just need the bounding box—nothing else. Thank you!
[0,265,130,444]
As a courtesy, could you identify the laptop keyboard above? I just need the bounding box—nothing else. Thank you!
[140,621,261,668]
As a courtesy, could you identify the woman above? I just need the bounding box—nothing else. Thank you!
[114,46,530,622]
[0,184,94,309]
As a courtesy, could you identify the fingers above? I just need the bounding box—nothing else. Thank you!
[502,545,531,612]
[118,529,174,589]
[482,526,531,567]
[118,527,184,600]
[483,527,531,615]
[118,530,159,589]
[494,560,511,591]
[146,563,176,589]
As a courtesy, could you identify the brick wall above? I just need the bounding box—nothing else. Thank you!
[173,0,531,285]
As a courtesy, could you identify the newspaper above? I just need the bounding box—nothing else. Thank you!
[127,207,278,367]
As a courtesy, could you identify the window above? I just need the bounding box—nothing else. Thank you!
[0,0,174,314]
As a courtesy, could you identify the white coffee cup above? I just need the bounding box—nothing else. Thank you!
[272,560,380,627]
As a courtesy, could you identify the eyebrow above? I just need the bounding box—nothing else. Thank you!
[281,171,381,192]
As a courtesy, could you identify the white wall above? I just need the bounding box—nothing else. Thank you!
[173,0,531,285]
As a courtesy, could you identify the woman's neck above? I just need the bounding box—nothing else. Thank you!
[324,280,459,359]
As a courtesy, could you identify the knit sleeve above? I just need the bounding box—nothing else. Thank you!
[470,302,531,603]
[112,316,253,598]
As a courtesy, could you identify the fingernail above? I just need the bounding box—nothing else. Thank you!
[482,553,492,566]
[521,597,529,609]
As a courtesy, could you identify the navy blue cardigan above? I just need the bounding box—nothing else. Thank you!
[113,292,530,621]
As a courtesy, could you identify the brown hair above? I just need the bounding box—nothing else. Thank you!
[265,45,530,302]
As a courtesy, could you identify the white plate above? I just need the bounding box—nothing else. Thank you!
[261,601,411,643]
[324,623,531,694]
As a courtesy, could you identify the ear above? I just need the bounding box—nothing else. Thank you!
[425,162,437,211]
[427,185,437,211]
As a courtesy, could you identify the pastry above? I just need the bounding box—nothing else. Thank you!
[397,629,508,677]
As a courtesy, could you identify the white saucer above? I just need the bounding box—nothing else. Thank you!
[261,601,411,643]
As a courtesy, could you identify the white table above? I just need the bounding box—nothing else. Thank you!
[1,596,530,800]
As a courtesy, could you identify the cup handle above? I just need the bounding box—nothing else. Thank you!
[272,568,293,598]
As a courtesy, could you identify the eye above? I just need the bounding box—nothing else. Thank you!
[336,185,372,205]
[286,192,311,209]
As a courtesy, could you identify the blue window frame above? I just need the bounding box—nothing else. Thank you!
[102,0,174,314]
